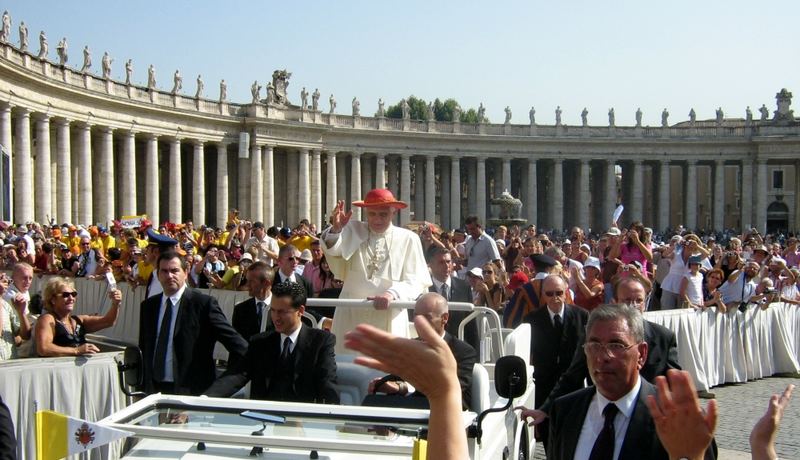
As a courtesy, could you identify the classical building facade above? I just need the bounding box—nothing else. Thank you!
[0,34,799,234]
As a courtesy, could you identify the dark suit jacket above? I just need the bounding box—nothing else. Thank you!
[548,381,716,460]
[526,304,588,408]
[540,319,680,413]
[138,288,248,395]
[429,277,479,349]
[0,395,16,460]
[232,297,273,341]
[446,331,478,410]
[205,324,339,404]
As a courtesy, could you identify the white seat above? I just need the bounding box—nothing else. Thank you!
[470,363,491,413]
[503,323,531,366]
[334,360,384,406]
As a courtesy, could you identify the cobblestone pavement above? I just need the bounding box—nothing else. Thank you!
[532,375,799,460]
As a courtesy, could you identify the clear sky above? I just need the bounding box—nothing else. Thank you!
[5,1,799,126]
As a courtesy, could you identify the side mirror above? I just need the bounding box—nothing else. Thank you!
[116,346,146,397]
[495,355,526,399]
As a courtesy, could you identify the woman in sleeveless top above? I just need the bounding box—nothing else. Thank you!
[35,277,122,357]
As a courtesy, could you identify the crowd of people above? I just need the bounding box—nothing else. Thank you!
[0,187,797,460]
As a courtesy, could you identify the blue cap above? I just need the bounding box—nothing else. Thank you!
[687,255,703,266]
[146,228,178,247]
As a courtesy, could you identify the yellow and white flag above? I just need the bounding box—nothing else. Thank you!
[36,410,133,460]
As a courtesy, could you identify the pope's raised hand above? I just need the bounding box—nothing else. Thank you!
[330,200,352,233]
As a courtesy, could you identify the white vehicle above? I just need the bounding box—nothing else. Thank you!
[106,301,536,459]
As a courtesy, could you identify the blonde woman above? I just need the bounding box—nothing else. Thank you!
[35,277,121,357]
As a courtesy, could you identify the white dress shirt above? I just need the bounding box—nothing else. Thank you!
[573,377,642,460]
[155,284,186,383]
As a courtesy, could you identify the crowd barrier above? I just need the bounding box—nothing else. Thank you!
[0,352,126,460]
[644,304,800,391]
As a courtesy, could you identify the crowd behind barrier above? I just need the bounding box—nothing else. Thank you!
[21,274,800,393]
[0,352,125,460]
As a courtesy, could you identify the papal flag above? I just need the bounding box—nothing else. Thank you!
[36,410,133,460]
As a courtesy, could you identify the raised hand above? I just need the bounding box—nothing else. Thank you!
[329,200,353,233]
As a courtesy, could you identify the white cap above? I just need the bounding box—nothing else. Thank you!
[467,267,483,278]
[584,257,601,271]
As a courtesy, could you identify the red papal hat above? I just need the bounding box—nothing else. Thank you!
[352,188,408,209]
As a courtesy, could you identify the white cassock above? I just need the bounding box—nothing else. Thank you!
[322,221,431,355]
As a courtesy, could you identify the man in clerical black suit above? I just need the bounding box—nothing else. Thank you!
[138,251,248,395]
[369,293,477,410]
[206,282,339,404]
[546,304,716,460]
[526,275,588,450]
[232,261,276,341]
[427,247,478,348]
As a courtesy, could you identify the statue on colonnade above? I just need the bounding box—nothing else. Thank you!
[195,75,204,98]
[608,107,615,126]
[125,59,133,85]
[715,107,724,124]
[37,31,47,59]
[300,87,308,109]
[401,99,410,120]
[504,106,512,124]
[478,102,486,122]
[0,11,10,43]
[427,102,434,121]
[219,79,227,102]
[377,98,385,117]
[759,104,769,121]
[101,52,112,79]
[269,69,292,106]
[452,103,461,122]
[773,88,795,124]
[689,108,696,124]
[171,70,182,94]
[147,64,156,90]
[746,106,753,123]
[18,21,27,52]
[56,37,67,66]
[581,107,588,127]
[555,106,562,125]
[352,97,360,116]
[635,107,642,127]
[250,80,261,104]
[312,88,320,111]
[80,46,91,72]
[661,108,669,127]
[329,94,336,113]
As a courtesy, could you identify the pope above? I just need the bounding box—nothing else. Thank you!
[322,189,431,354]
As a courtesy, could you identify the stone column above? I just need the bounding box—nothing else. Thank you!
[34,114,52,223]
[631,159,644,222]
[13,108,32,223]
[97,126,115,224]
[413,158,424,219]
[658,160,670,231]
[375,152,386,189]
[55,119,72,223]
[214,142,229,228]
[476,157,487,223]
[169,138,182,222]
[713,159,725,231]
[336,155,347,207]
[263,145,274,225]
[192,140,205,225]
[756,160,768,233]
[325,151,337,218]
[145,134,159,224]
[552,159,564,231]
[400,154,411,225]
[0,105,11,219]
[350,151,362,221]
[685,159,698,230]
[425,155,436,222]
[75,123,92,224]
[298,148,310,222]
[249,142,263,223]
[741,161,753,231]
[605,159,617,228]
[120,130,137,216]
[238,155,251,219]
[502,157,511,193]
[311,149,322,228]
[526,158,537,224]
[579,159,591,229]
[451,157,461,228]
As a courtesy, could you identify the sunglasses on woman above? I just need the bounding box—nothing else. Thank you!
[60,291,78,299]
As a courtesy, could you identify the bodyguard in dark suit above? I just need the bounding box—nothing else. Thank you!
[232,261,276,340]
[272,244,314,300]
[206,282,339,404]
[546,304,715,460]
[138,251,248,396]
[370,293,477,410]
[427,247,478,348]
[525,278,680,423]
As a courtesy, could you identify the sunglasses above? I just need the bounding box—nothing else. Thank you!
[544,290,564,297]
[60,291,78,299]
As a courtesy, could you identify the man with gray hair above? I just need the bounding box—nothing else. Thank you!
[546,304,716,459]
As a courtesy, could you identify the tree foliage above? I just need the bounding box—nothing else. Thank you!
[381,95,488,122]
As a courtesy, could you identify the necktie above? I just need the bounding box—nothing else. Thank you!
[153,299,175,382]
[281,336,292,363]
[589,403,619,460]
[440,283,449,300]
[256,301,265,332]
[553,314,563,334]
